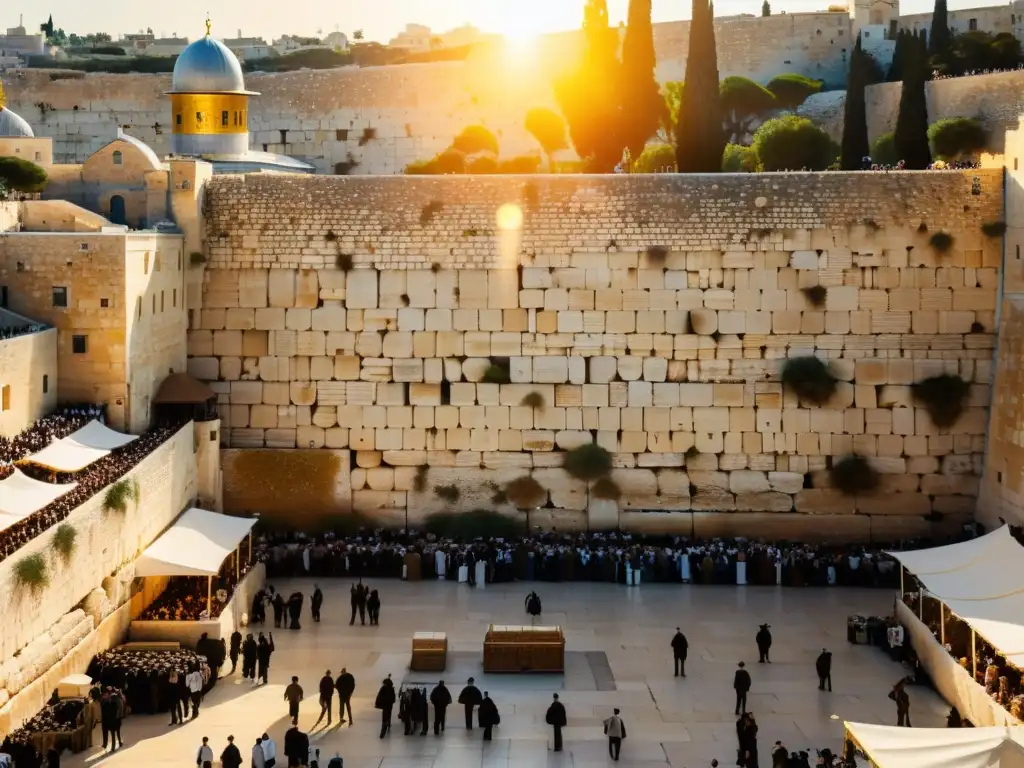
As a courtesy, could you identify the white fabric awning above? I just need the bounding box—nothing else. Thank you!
[0,468,77,522]
[134,508,256,578]
[887,526,1014,575]
[913,534,1024,601]
[846,722,1024,768]
[943,593,1024,668]
[25,420,138,473]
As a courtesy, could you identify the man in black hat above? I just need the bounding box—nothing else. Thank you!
[671,627,689,677]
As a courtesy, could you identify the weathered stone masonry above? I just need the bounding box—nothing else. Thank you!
[195,172,1002,540]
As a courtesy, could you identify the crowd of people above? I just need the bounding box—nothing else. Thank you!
[258,529,907,590]
[138,559,254,622]
[0,405,186,563]
[0,323,48,342]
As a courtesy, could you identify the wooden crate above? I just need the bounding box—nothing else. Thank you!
[483,625,565,673]
[411,631,447,672]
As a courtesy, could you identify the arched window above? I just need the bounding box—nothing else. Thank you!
[112,150,123,165]
[109,195,126,225]
[181,179,191,190]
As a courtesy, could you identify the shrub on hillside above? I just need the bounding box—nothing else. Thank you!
[928,117,987,160]
[452,125,500,156]
[752,115,837,171]
[870,132,899,166]
[0,157,48,195]
[632,144,677,173]
[765,73,823,111]
[722,143,757,172]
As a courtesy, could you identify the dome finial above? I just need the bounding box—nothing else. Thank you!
[205,15,212,36]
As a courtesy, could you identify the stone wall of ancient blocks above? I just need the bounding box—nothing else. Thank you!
[194,171,1003,538]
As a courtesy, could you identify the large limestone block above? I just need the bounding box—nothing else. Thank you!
[855,492,931,516]
[290,382,317,406]
[588,498,620,531]
[794,489,855,514]
[690,309,718,335]
[533,357,569,384]
[459,271,489,308]
[768,471,804,494]
[312,305,347,331]
[735,492,794,512]
[268,270,296,307]
[295,269,320,309]
[729,470,770,494]
[231,381,263,405]
[489,270,519,308]
[346,270,378,309]
[690,489,736,510]
[238,268,269,308]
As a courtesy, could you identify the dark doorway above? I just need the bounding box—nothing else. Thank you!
[109,195,126,225]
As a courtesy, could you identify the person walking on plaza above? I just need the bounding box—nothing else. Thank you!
[816,648,833,692]
[479,692,499,741]
[167,670,184,726]
[315,670,334,727]
[261,733,278,768]
[186,664,204,719]
[672,627,689,677]
[252,737,266,768]
[603,708,626,761]
[220,735,243,768]
[891,679,912,727]
[771,740,788,768]
[545,692,567,752]
[100,687,124,751]
[458,677,482,730]
[335,668,355,725]
[431,680,452,734]
[257,632,275,685]
[733,662,752,715]
[229,630,242,674]
[376,675,396,739]
[273,593,286,628]
[242,633,258,682]
[525,591,542,623]
[367,589,381,625]
[284,676,304,725]
[311,585,324,623]
[196,737,214,768]
[756,624,772,663]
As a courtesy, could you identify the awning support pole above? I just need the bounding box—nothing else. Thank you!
[900,566,904,598]
[919,588,924,621]
[207,575,212,617]
[247,533,252,564]
[972,629,978,680]
[235,546,240,582]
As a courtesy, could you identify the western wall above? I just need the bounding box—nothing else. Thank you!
[191,171,1002,540]
[0,13,851,175]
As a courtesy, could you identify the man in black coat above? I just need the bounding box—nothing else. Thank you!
[430,680,453,735]
[771,740,788,768]
[671,627,689,677]
[816,648,833,692]
[756,624,772,664]
[479,692,499,741]
[311,585,324,623]
[349,583,361,626]
[257,633,275,685]
[335,668,355,725]
[733,661,752,715]
[283,725,308,768]
[220,735,243,768]
[545,692,567,752]
[375,676,396,739]
[458,677,482,730]
[314,669,334,727]
[229,630,242,675]
[242,634,258,682]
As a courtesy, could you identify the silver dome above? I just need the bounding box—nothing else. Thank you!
[0,107,34,138]
[169,35,254,94]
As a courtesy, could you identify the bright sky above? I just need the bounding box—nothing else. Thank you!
[6,0,998,43]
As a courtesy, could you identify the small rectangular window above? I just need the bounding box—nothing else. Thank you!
[1016,158,1019,171]
[222,110,229,126]
[161,291,165,312]
[52,286,68,308]
[100,298,109,308]
[144,253,149,274]
[176,113,182,126]
[42,375,48,394]
[196,112,203,124]
[72,335,87,354]
[969,18,978,30]
[137,297,142,319]
[154,253,161,272]
[34,152,41,161]
[1017,245,1021,260]
[152,294,156,314]
[1,385,10,412]
[173,288,178,307]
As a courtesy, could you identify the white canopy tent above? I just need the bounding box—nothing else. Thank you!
[0,468,77,525]
[25,420,138,473]
[911,542,1024,601]
[135,508,257,616]
[887,526,1014,575]
[845,722,1024,768]
[941,593,1024,669]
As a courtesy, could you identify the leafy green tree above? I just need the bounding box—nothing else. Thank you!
[524,107,568,171]
[894,31,932,169]
[840,36,870,169]
[719,76,776,142]
[497,155,542,173]
[942,31,1023,75]
[467,153,499,173]
[632,143,676,172]
[452,125,499,156]
[675,0,725,172]
[353,29,364,41]
[928,117,987,160]
[0,157,49,196]
[929,0,952,60]
[661,80,684,134]
[404,148,467,175]
[722,143,756,172]
[871,132,899,165]
[554,0,624,172]
[762,0,771,15]
[765,73,822,111]
[620,0,665,160]
[752,115,836,171]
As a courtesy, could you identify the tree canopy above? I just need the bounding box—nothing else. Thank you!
[928,117,987,160]
[722,143,757,172]
[632,143,676,173]
[719,76,777,142]
[765,73,823,111]
[452,125,500,156]
[675,0,725,172]
[752,115,837,171]
[525,107,569,170]
[0,157,49,196]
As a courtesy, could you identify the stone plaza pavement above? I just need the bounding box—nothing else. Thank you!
[66,581,948,768]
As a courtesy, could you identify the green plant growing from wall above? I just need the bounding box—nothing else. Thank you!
[482,364,511,384]
[684,445,700,461]
[434,484,460,504]
[913,373,970,428]
[563,442,614,518]
[413,465,429,493]
[52,523,77,563]
[520,391,546,411]
[929,231,954,254]
[592,477,622,501]
[829,455,880,496]
[505,474,548,534]
[781,356,837,406]
[103,477,139,515]
[336,252,354,271]
[14,553,49,592]
[419,200,444,226]
[982,221,1007,238]
[189,251,206,266]
[801,285,827,308]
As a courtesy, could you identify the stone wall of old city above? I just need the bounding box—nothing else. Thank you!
[198,172,1002,539]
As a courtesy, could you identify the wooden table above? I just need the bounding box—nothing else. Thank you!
[410,631,447,671]
[483,625,565,673]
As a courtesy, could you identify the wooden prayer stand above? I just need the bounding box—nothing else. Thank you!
[410,632,447,672]
[483,624,565,673]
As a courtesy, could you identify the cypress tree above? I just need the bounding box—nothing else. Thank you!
[929,0,952,59]
[888,29,906,82]
[841,36,869,169]
[894,31,932,169]
[620,0,664,162]
[675,0,725,172]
